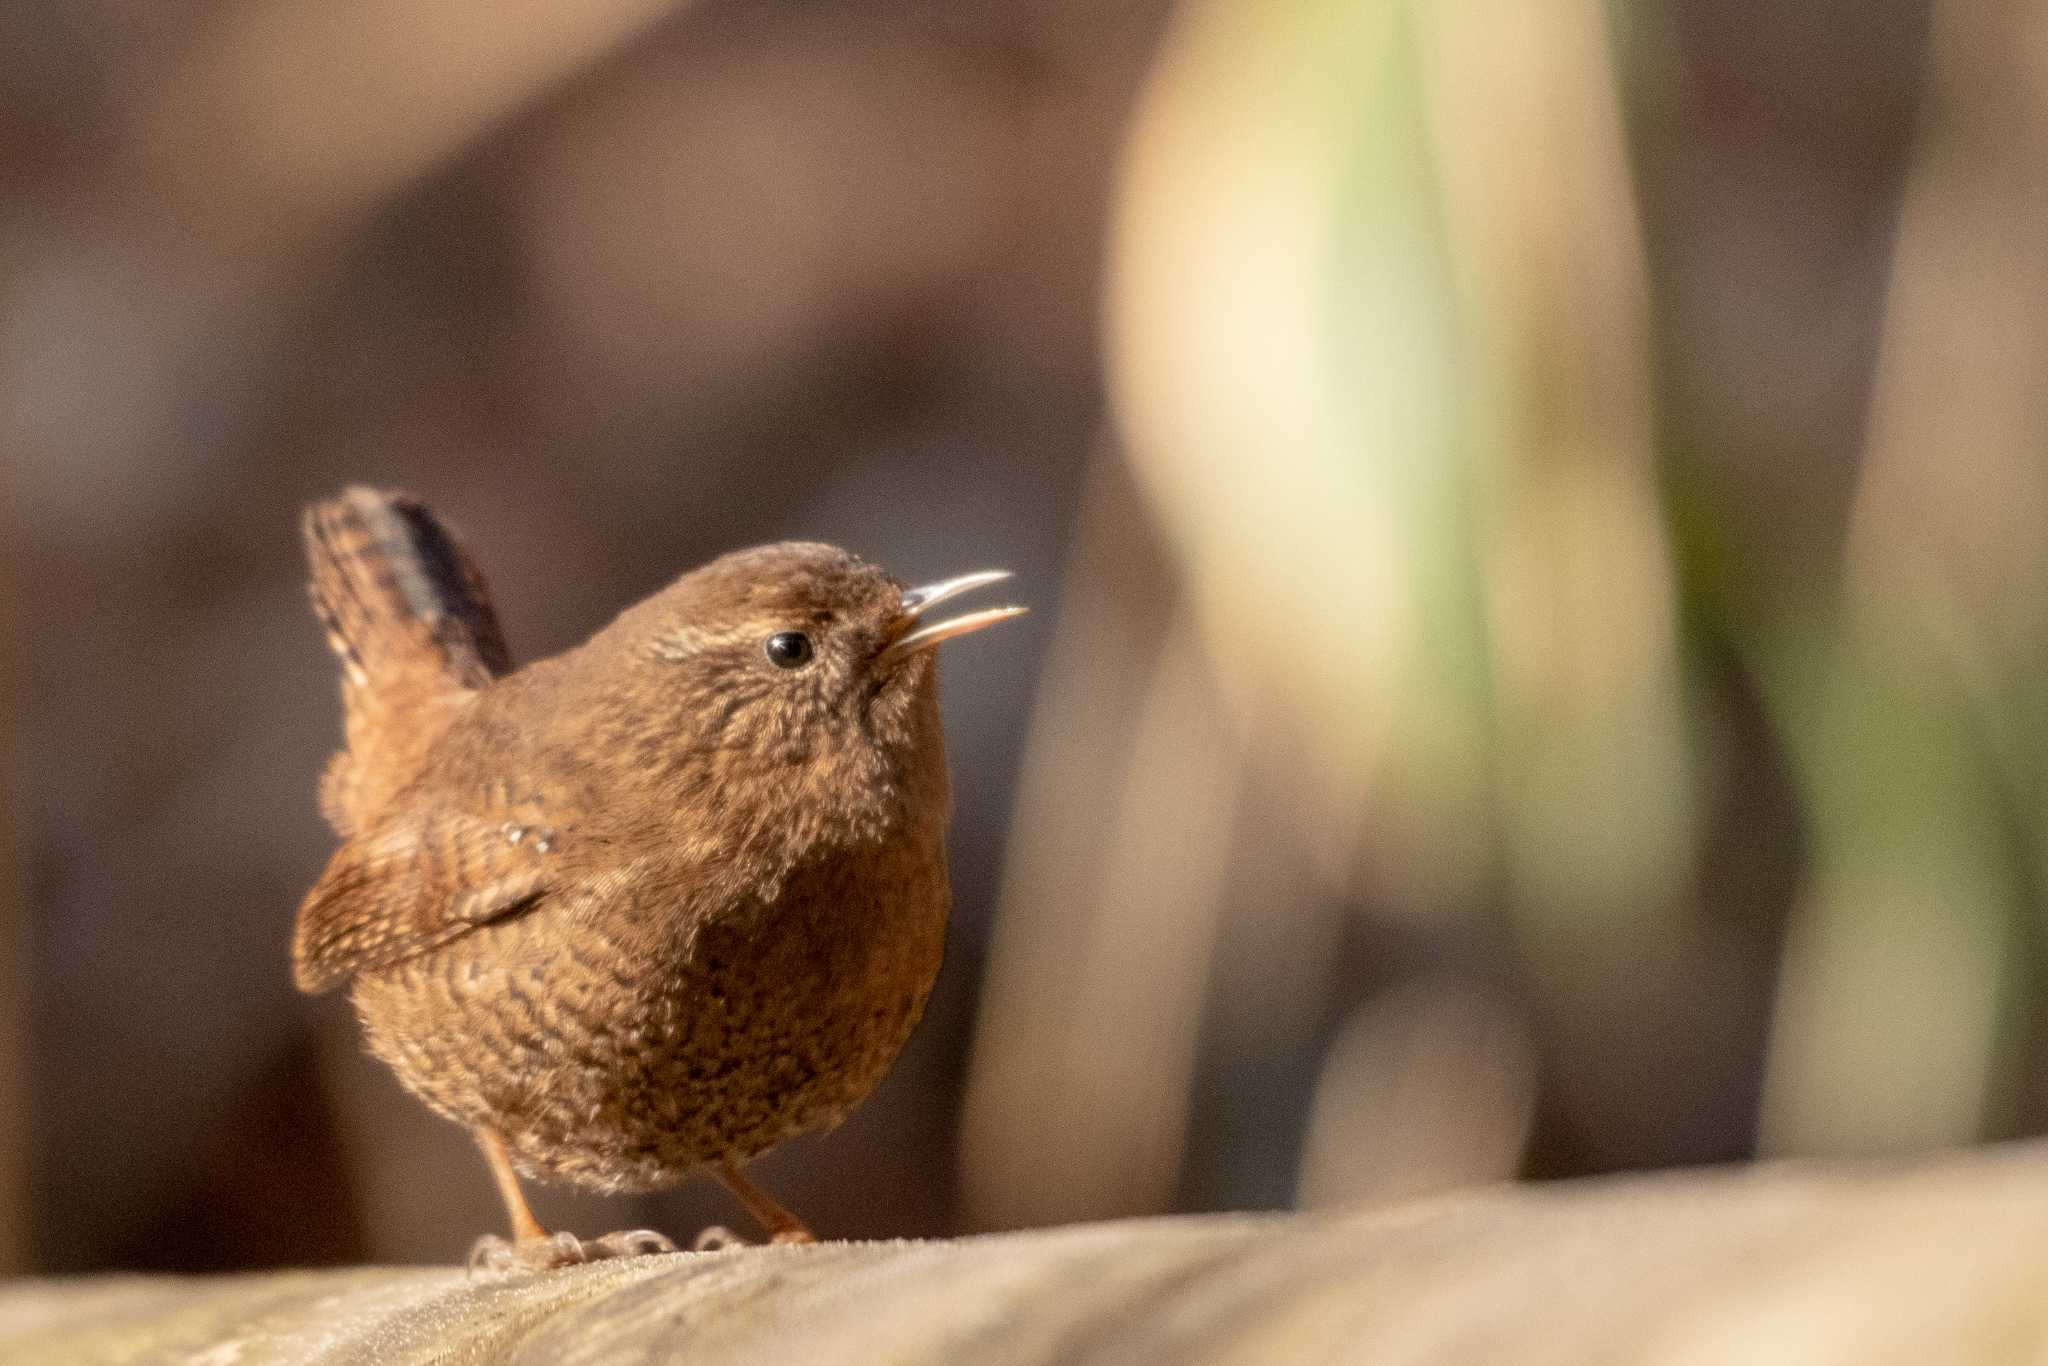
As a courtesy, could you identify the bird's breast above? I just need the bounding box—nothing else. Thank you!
[353,824,952,1190]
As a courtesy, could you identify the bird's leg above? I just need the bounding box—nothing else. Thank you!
[467,1130,678,1273]
[711,1159,817,1245]
[481,1128,549,1242]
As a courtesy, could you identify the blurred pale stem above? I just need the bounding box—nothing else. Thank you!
[1765,860,2007,1157]
[1761,0,2045,1156]
[1049,0,1463,1228]
[1422,0,1689,929]
[1417,0,1706,1161]
[1845,1,2048,718]
[1105,0,1700,1181]
[962,465,1243,1226]
[1107,0,1423,880]
[1111,0,1530,942]
[0,470,25,1272]
[1297,977,1537,1211]
[1759,630,2014,1156]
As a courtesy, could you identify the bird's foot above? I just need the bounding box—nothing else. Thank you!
[692,1224,817,1251]
[468,1227,679,1274]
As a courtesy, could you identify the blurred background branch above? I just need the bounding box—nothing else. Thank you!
[1758,0,2048,1158]
[0,453,26,1274]
[126,0,690,261]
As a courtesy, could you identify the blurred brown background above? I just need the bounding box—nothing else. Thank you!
[5,0,2043,1274]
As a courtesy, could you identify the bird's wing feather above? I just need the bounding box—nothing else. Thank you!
[293,813,555,993]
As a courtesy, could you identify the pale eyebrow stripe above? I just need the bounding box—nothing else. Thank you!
[650,625,752,661]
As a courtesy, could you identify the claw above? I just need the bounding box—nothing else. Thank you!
[693,1225,744,1252]
[468,1227,678,1275]
[689,1223,814,1251]
[590,1228,680,1258]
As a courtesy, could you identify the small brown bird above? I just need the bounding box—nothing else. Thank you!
[293,488,1023,1269]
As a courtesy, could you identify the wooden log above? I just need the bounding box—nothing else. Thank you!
[5,1141,2048,1363]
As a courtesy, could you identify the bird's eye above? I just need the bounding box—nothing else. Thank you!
[763,631,814,669]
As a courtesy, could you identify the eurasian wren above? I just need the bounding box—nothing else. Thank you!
[293,488,1023,1270]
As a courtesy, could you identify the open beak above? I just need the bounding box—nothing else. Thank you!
[878,569,1027,666]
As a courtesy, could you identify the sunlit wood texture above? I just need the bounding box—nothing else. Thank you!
[0,466,24,1274]
[8,1144,2048,1362]
[1759,0,2048,1158]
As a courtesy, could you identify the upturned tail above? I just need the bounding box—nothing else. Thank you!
[303,487,511,830]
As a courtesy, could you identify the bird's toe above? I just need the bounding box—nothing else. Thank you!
[588,1228,681,1259]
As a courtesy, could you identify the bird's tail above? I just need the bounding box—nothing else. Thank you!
[303,488,511,827]
[304,486,511,700]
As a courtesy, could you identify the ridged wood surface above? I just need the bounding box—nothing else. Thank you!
[6,1142,2048,1364]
